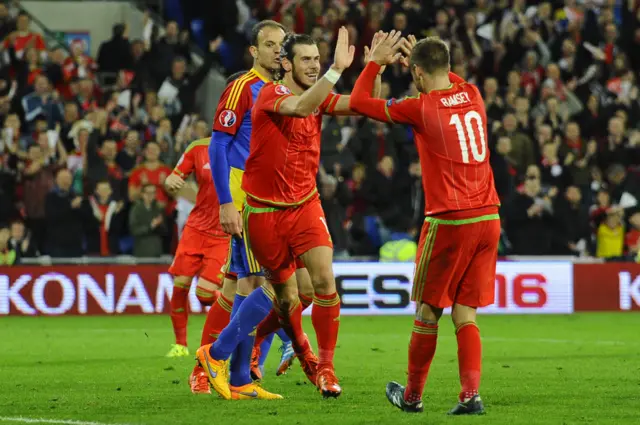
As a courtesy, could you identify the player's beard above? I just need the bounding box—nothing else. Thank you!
[291,65,315,90]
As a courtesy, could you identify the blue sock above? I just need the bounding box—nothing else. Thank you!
[209,293,246,360]
[259,333,275,367]
[276,328,290,343]
[226,287,275,387]
[230,293,246,318]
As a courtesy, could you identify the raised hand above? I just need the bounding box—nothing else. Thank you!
[400,34,417,67]
[368,30,405,66]
[332,26,356,72]
[364,31,387,74]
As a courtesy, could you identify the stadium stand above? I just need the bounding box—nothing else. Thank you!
[1,0,639,265]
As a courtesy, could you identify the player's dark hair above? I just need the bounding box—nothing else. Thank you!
[410,37,450,75]
[280,33,316,62]
[250,20,286,46]
[226,70,249,84]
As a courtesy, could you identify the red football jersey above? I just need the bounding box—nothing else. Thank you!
[128,163,173,206]
[242,82,341,206]
[351,63,500,216]
[172,139,226,238]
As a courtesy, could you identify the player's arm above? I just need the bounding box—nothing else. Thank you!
[272,65,344,117]
[165,147,195,195]
[209,83,251,206]
[349,61,422,125]
[271,26,355,117]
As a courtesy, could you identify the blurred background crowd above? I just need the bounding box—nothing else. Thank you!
[1,0,640,265]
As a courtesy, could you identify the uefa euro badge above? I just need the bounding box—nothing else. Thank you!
[275,84,291,95]
[219,110,237,127]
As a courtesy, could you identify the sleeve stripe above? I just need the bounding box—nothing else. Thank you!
[225,72,251,109]
[326,94,340,113]
[226,72,254,110]
[273,95,292,112]
[383,103,395,124]
[172,169,185,178]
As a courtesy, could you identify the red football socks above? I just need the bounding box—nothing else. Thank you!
[456,322,482,401]
[254,292,314,347]
[404,320,438,404]
[299,293,313,310]
[199,295,233,346]
[278,299,312,355]
[311,292,341,370]
[170,285,190,346]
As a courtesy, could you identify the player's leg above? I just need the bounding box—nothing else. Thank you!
[189,239,229,394]
[386,301,443,413]
[448,218,499,415]
[167,231,202,357]
[386,218,461,412]
[299,246,342,397]
[294,199,341,397]
[167,276,192,356]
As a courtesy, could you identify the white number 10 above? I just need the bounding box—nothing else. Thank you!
[449,111,486,164]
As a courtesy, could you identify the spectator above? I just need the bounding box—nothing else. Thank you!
[127,141,172,206]
[21,144,58,253]
[8,219,37,258]
[21,75,63,131]
[3,13,46,61]
[117,129,141,174]
[555,185,590,256]
[96,24,133,77]
[151,20,191,82]
[44,168,84,257]
[158,39,221,128]
[85,130,125,198]
[318,165,351,257]
[0,3,15,41]
[0,224,16,265]
[625,212,640,259]
[596,206,625,259]
[506,165,557,255]
[498,112,535,175]
[491,135,516,201]
[62,40,98,84]
[84,180,124,256]
[129,183,166,257]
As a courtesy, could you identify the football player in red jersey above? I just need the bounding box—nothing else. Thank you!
[197,27,387,399]
[349,32,500,415]
[164,138,230,392]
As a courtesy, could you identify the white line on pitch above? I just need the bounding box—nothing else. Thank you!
[0,417,137,425]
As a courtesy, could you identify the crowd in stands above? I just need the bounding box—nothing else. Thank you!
[1,0,640,265]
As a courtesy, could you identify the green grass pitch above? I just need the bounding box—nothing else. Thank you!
[0,313,638,425]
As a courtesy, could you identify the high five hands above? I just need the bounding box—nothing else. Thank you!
[365,31,416,68]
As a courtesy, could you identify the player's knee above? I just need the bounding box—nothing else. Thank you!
[451,303,477,329]
[417,303,442,324]
[295,268,314,299]
[238,274,264,294]
[276,290,299,314]
[173,276,191,289]
[310,267,335,295]
[221,278,237,299]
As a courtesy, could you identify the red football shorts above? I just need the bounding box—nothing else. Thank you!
[412,206,500,309]
[168,225,229,284]
[244,196,333,284]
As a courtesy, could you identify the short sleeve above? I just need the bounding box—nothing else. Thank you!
[257,83,294,113]
[173,149,195,178]
[212,78,252,136]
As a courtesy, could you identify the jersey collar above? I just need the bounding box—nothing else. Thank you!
[251,67,269,82]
